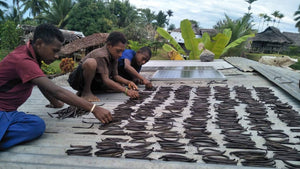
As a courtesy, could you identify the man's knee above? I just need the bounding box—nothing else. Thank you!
[82,58,97,71]
[26,115,45,137]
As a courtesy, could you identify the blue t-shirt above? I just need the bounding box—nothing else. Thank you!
[118,49,141,72]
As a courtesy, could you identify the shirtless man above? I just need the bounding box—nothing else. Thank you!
[68,32,139,101]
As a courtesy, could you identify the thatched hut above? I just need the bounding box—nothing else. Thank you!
[19,25,84,45]
[251,26,293,53]
[283,32,300,47]
[59,33,109,59]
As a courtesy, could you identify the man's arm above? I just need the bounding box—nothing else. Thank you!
[101,73,139,98]
[123,59,147,82]
[31,76,112,123]
[39,87,64,108]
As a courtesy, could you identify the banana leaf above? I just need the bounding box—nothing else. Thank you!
[162,44,175,52]
[156,27,186,55]
[180,19,200,60]
[211,33,231,58]
[221,33,255,56]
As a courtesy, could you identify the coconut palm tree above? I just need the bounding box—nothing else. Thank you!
[166,9,173,26]
[4,7,21,23]
[0,0,8,20]
[245,0,258,14]
[271,10,280,26]
[258,13,264,31]
[38,0,74,28]
[265,15,272,27]
[213,14,255,56]
[13,0,22,23]
[294,5,300,32]
[21,0,49,18]
[277,13,284,28]
[261,14,270,30]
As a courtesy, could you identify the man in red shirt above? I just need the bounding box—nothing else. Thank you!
[0,24,112,150]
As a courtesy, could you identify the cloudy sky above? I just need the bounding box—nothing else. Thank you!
[129,0,299,33]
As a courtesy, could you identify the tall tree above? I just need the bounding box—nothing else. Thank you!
[271,10,280,26]
[277,13,284,27]
[258,13,264,32]
[214,14,255,56]
[13,0,22,24]
[265,15,272,27]
[67,0,113,35]
[245,0,257,14]
[155,10,168,28]
[261,14,269,30]
[107,0,138,28]
[294,5,300,32]
[168,23,176,31]
[0,0,8,20]
[4,7,20,23]
[166,9,173,26]
[38,0,74,28]
[138,8,156,26]
[21,0,49,18]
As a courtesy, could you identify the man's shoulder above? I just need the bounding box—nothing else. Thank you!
[124,49,135,54]
[122,49,135,58]
[87,46,109,58]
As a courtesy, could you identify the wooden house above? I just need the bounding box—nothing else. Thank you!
[283,32,300,47]
[251,26,293,53]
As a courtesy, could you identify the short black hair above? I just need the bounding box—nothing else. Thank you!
[139,46,152,59]
[33,23,64,44]
[106,31,127,46]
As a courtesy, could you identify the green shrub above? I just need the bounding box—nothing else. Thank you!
[41,61,59,75]
[0,20,22,50]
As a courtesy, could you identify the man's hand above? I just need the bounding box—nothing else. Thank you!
[128,81,138,90]
[145,82,153,89]
[126,89,139,99]
[143,79,153,89]
[92,106,112,124]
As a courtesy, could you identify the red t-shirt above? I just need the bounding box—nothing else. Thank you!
[0,41,46,112]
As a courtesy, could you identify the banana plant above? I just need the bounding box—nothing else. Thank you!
[180,19,201,59]
[200,29,254,59]
[156,27,186,55]
[157,19,254,60]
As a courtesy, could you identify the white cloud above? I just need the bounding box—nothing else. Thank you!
[129,0,299,33]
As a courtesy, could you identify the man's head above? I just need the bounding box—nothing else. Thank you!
[106,32,127,60]
[33,24,64,64]
[135,47,152,66]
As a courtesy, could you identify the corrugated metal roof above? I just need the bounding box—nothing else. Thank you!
[251,64,300,102]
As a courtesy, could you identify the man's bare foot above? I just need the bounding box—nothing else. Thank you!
[81,93,100,102]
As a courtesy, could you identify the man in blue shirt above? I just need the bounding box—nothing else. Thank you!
[118,47,153,89]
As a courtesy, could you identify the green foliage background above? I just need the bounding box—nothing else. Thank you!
[0,20,22,50]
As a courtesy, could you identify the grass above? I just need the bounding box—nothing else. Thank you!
[151,48,169,60]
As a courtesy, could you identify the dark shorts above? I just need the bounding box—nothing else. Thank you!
[68,65,108,92]
[118,65,133,81]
